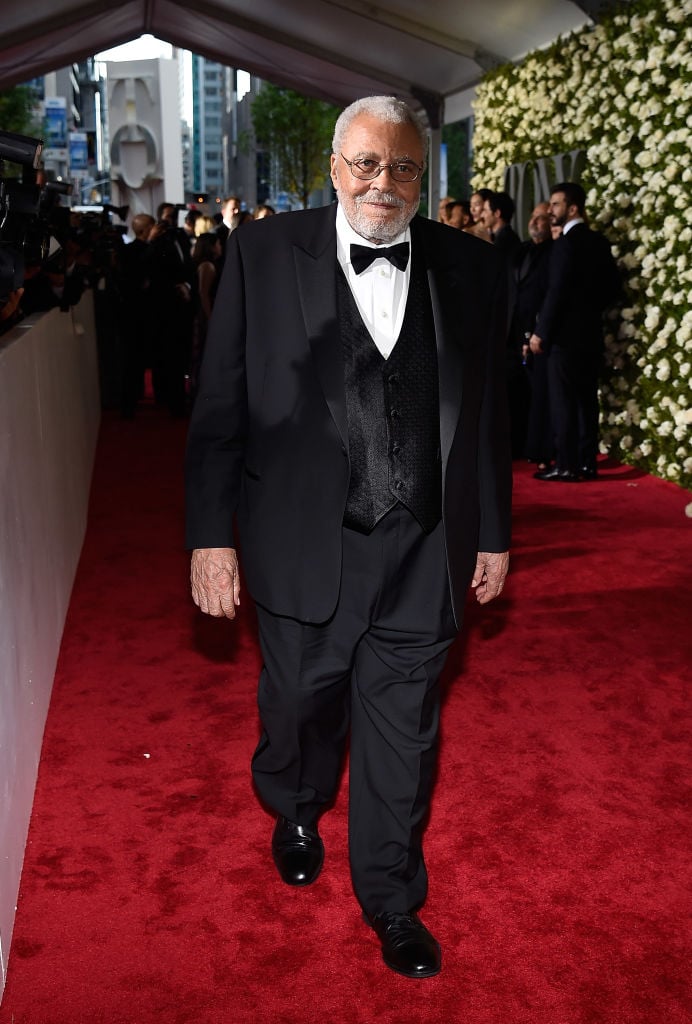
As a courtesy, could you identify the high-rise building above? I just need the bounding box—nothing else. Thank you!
[29,60,106,200]
[181,119,193,196]
[191,55,230,202]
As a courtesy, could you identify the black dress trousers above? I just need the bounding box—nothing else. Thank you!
[251,505,457,915]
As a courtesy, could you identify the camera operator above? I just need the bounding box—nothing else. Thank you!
[1,130,92,329]
[20,230,90,316]
[0,130,43,330]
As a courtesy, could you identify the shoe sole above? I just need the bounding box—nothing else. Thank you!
[382,954,441,979]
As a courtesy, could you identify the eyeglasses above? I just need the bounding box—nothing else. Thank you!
[340,153,423,183]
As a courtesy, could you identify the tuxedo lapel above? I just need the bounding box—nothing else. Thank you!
[293,207,348,450]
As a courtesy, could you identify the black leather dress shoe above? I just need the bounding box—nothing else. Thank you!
[579,466,599,480]
[366,911,441,978]
[271,816,324,886]
[534,467,581,481]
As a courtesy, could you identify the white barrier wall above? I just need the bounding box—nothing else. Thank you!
[0,293,100,997]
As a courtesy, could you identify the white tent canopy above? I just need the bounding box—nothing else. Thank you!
[1,0,601,124]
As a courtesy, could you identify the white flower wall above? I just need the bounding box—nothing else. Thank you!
[471,0,691,489]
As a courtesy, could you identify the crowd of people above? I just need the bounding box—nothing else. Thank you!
[0,196,279,405]
[115,197,279,418]
[0,222,94,336]
[439,183,620,481]
[1,174,620,482]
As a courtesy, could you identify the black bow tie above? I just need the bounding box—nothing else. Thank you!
[350,242,409,274]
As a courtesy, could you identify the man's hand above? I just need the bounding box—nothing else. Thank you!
[190,547,241,619]
[528,333,543,354]
[471,551,509,605]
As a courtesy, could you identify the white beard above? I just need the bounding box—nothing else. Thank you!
[341,192,419,243]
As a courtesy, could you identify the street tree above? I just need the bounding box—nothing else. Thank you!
[250,85,337,209]
[0,85,41,138]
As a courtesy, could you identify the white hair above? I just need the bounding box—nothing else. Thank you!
[332,96,428,159]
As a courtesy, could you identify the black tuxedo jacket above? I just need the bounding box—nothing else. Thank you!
[492,223,522,265]
[185,204,511,625]
[510,239,552,346]
[536,222,621,351]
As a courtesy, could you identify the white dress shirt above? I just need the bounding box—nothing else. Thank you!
[562,216,585,235]
[335,203,411,359]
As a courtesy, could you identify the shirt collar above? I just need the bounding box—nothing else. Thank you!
[563,216,585,235]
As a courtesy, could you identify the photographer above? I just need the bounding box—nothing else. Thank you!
[1,130,43,329]
[1,129,88,324]
[20,231,89,316]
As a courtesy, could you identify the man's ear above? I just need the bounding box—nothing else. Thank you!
[329,153,339,191]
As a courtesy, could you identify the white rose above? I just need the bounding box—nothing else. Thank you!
[644,307,660,330]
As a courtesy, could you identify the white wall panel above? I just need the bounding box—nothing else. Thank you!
[0,294,99,996]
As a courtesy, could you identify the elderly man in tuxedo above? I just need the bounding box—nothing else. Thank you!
[185,95,511,979]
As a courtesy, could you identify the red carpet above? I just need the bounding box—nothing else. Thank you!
[1,405,691,1024]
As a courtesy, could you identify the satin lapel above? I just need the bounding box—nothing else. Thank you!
[413,219,464,474]
[293,207,348,450]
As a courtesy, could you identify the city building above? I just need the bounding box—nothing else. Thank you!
[191,55,231,204]
[25,61,107,201]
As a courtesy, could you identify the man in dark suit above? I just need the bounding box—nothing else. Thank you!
[148,202,195,416]
[185,96,511,979]
[481,190,522,264]
[511,201,553,464]
[215,194,241,245]
[529,182,620,480]
[117,212,155,417]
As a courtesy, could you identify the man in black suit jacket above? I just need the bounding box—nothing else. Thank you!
[482,190,522,265]
[530,182,620,481]
[185,96,511,979]
[511,202,553,464]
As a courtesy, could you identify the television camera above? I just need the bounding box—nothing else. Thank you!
[0,129,74,305]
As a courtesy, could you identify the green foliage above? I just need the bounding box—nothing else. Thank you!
[418,121,472,218]
[250,85,337,208]
[443,120,472,200]
[471,0,691,490]
[0,85,41,137]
